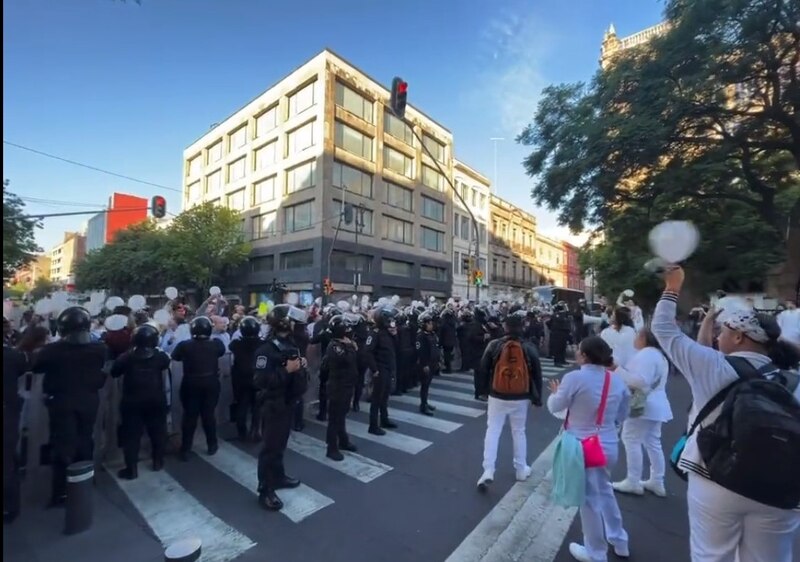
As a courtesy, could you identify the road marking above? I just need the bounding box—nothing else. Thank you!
[390,395,485,418]
[309,418,431,454]
[433,378,474,391]
[111,469,256,562]
[440,372,473,382]
[195,437,334,523]
[288,432,392,483]
[383,407,463,433]
[409,387,477,403]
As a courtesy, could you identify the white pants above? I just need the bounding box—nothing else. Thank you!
[620,418,665,485]
[482,397,528,473]
[581,449,628,562]
[687,475,800,562]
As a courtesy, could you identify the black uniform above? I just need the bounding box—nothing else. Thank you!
[172,338,226,457]
[548,309,571,366]
[415,329,441,414]
[3,345,28,521]
[396,321,416,393]
[291,322,310,430]
[364,327,398,432]
[322,338,358,458]
[466,320,490,398]
[229,336,262,440]
[438,314,458,373]
[352,319,369,411]
[310,320,332,420]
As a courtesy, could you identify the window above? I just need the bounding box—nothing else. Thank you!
[286,121,316,155]
[480,193,487,211]
[453,212,460,236]
[512,261,517,280]
[335,121,373,160]
[384,110,413,144]
[286,160,316,194]
[492,258,498,275]
[255,106,278,137]
[250,255,274,273]
[422,134,445,162]
[421,195,445,222]
[421,226,445,252]
[255,141,277,170]
[460,182,469,202]
[460,215,470,240]
[479,224,487,245]
[384,146,413,178]
[332,200,373,235]
[420,265,447,281]
[206,170,221,194]
[471,189,478,207]
[284,200,313,233]
[335,82,373,122]
[382,258,412,277]
[331,251,372,272]
[288,81,317,117]
[227,189,245,211]
[384,215,413,244]
[333,161,372,198]
[207,141,223,164]
[187,181,201,201]
[453,251,460,274]
[255,212,277,239]
[228,157,246,182]
[281,249,314,270]
[229,125,248,151]
[386,181,412,211]
[422,165,444,191]
[187,155,201,177]
[253,176,276,205]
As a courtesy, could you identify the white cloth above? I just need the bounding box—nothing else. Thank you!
[582,463,629,562]
[630,305,645,332]
[600,326,637,369]
[777,309,800,346]
[481,397,529,473]
[211,331,231,353]
[621,418,665,485]
[615,347,673,423]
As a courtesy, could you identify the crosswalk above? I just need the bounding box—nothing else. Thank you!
[106,359,572,561]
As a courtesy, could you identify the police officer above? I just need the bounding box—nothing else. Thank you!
[415,311,440,417]
[548,302,571,367]
[364,307,399,435]
[395,312,415,394]
[228,316,262,441]
[351,313,369,412]
[171,316,226,461]
[322,313,360,461]
[254,305,307,511]
[310,305,336,421]
[3,341,28,522]
[32,307,107,507]
[438,308,458,373]
[111,324,171,479]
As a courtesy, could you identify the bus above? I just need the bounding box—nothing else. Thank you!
[531,286,587,311]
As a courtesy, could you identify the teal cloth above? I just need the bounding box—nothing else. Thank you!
[551,430,586,507]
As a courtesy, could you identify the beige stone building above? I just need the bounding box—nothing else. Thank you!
[488,195,540,301]
[11,255,51,288]
[452,160,490,300]
[535,232,566,289]
[600,22,670,69]
[49,232,86,286]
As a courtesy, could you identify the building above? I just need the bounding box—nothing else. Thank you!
[86,192,149,252]
[600,22,670,69]
[451,160,490,300]
[487,195,539,301]
[182,49,454,304]
[562,242,584,292]
[535,233,566,288]
[11,255,51,288]
[49,232,86,286]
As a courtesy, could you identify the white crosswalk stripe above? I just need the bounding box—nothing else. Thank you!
[433,378,474,391]
[379,407,463,433]
[390,394,485,417]
[307,417,432,454]
[409,387,477,403]
[288,432,392,483]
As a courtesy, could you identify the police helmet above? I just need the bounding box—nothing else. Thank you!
[239,316,261,338]
[133,324,160,348]
[190,316,213,339]
[418,310,435,325]
[372,306,398,329]
[267,304,307,331]
[57,306,92,339]
[329,313,360,338]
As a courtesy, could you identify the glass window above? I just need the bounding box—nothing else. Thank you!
[187,181,201,201]
[286,160,316,194]
[229,124,248,151]
[207,140,223,164]
[492,258,498,275]
[335,82,374,123]
[460,182,469,202]
[253,176,276,205]
[227,189,245,211]
[228,157,246,182]
[382,258,412,277]
[286,121,316,156]
[384,215,413,244]
[471,188,478,207]
[421,195,445,222]
[453,212,460,236]
[479,224,487,244]
[334,121,373,161]
[284,200,313,233]
[384,146,413,178]
[453,251,460,275]
[281,249,314,270]
[385,181,412,212]
[422,165,444,191]
[255,141,277,170]
[333,161,372,198]
[422,134,445,162]
[421,226,445,252]
[187,155,202,177]
[420,265,447,281]
[255,106,278,137]
[255,212,277,239]
[206,170,221,194]
[480,193,487,211]
[250,255,274,273]
[288,81,316,117]
[460,215,470,240]
[331,251,372,272]
[332,200,373,235]
[384,110,413,144]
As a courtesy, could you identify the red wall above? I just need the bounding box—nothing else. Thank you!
[106,193,148,243]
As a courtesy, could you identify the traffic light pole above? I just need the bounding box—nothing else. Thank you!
[24,206,153,220]
[324,186,347,304]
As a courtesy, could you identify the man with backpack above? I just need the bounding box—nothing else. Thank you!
[475,310,543,491]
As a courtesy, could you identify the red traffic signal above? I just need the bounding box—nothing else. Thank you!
[151,195,167,219]
[390,77,408,119]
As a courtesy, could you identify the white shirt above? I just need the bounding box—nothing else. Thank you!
[600,325,637,369]
[777,309,800,346]
[615,346,672,423]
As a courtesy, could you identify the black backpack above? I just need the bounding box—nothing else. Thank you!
[696,356,800,509]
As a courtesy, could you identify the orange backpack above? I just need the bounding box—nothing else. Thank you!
[492,339,530,395]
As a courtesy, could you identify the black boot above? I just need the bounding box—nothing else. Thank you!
[368,425,386,436]
[117,465,138,480]
[352,400,360,413]
[258,489,283,511]
[326,448,344,462]
[340,442,358,453]
[419,404,434,417]
[381,419,398,429]
[207,443,219,456]
[152,457,164,472]
[275,476,301,489]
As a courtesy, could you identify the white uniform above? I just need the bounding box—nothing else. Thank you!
[600,325,637,369]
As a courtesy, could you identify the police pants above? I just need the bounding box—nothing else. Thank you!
[326,396,351,450]
[317,370,329,418]
[396,354,413,392]
[119,400,167,468]
[3,404,21,515]
[353,366,366,408]
[46,395,99,499]
[231,376,259,438]
[442,346,454,373]
[368,372,391,428]
[179,379,220,452]
[419,366,433,407]
[258,402,292,492]
[550,332,568,364]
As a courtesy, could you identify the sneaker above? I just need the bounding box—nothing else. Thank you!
[568,543,591,562]
[476,470,494,492]
[612,479,644,495]
[515,465,532,482]
[642,479,667,497]
[610,541,630,558]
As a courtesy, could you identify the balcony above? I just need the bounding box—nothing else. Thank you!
[490,274,530,288]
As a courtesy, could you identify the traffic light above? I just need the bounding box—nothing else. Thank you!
[390,77,408,119]
[323,277,334,296]
[151,195,167,219]
[474,270,484,287]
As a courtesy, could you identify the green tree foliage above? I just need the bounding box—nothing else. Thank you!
[30,277,55,301]
[3,180,41,281]
[519,0,799,298]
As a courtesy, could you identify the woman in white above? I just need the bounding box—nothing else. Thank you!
[612,327,672,497]
[548,336,631,562]
[601,308,637,369]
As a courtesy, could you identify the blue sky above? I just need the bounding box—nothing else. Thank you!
[3,0,664,250]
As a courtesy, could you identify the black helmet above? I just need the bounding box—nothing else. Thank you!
[132,324,159,348]
[190,316,213,339]
[267,304,307,331]
[329,313,360,338]
[239,316,261,338]
[373,306,398,329]
[57,306,91,343]
[418,310,435,325]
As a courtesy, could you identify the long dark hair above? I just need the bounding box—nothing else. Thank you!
[579,336,614,367]
[17,326,49,354]
[613,307,634,330]
[758,313,800,370]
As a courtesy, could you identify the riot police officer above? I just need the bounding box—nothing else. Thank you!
[111,324,171,479]
[171,316,226,461]
[32,307,107,507]
[364,307,399,435]
[322,313,360,461]
[310,305,336,421]
[351,313,369,412]
[438,308,458,373]
[415,311,440,417]
[254,305,307,511]
[548,302,571,367]
[395,312,415,394]
[229,316,262,441]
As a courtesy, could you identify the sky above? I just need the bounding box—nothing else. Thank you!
[3,0,665,251]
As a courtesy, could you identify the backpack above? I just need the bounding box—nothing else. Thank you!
[696,356,800,509]
[491,339,530,396]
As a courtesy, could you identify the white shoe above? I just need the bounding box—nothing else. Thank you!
[568,543,591,562]
[477,470,494,491]
[643,479,667,497]
[612,542,630,558]
[515,465,532,481]
[612,479,644,495]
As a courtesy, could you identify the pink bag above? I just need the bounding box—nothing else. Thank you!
[565,370,611,469]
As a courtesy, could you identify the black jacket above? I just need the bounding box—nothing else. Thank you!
[322,338,358,400]
[33,340,108,398]
[172,338,226,381]
[478,336,543,404]
[364,328,396,377]
[229,337,262,383]
[416,330,441,369]
[253,334,308,406]
[111,348,171,404]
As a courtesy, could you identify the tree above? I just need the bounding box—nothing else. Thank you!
[519,0,800,297]
[30,277,56,301]
[3,180,41,281]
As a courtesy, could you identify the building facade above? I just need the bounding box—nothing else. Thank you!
[600,22,670,69]
[488,195,539,302]
[183,50,455,304]
[11,255,51,288]
[535,233,566,288]
[562,242,584,292]
[49,232,86,286]
[451,160,490,300]
[86,192,149,252]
